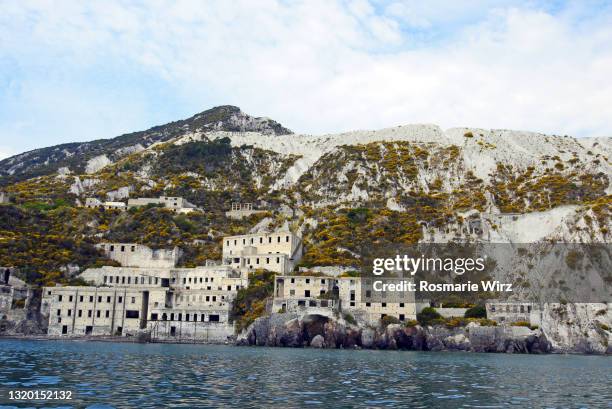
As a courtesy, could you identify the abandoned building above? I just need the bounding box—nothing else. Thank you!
[485,301,541,326]
[225,202,266,219]
[222,230,303,274]
[43,243,247,342]
[84,198,127,211]
[272,275,417,324]
[0,268,30,322]
[95,243,181,269]
[0,191,9,204]
[127,196,199,213]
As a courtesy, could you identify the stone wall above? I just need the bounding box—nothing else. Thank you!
[436,308,468,318]
[150,321,234,343]
[96,243,180,268]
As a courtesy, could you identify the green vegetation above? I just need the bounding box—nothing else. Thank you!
[489,162,608,213]
[0,205,117,286]
[0,105,291,186]
[231,269,275,333]
[296,141,463,205]
[416,307,496,328]
[300,207,423,267]
[343,313,357,325]
[416,307,443,326]
[381,315,401,327]
[464,305,487,319]
[154,138,233,176]
[0,199,269,286]
[444,317,497,328]
[511,321,539,330]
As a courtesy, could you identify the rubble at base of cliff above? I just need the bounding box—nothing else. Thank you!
[236,313,611,355]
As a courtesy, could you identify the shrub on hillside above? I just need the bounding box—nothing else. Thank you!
[417,307,442,326]
[381,315,400,327]
[464,305,487,319]
[231,269,274,333]
[343,313,356,325]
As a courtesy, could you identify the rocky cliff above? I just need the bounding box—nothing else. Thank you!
[237,313,554,354]
[238,306,611,354]
[0,105,291,185]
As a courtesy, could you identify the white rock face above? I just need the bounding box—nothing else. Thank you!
[69,177,100,195]
[493,206,579,243]
[106,186,132,201]
[386,198,404,211]
[85,154,112,174]
[540,303,611,354]
[114,144,144,158]
[56,167,71,176]
[173,132,204,146]
[249,217,274,233]
[207,126,611,191]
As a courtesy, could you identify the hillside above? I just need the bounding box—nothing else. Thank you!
[0,105,292,186]
[0,106,610,300]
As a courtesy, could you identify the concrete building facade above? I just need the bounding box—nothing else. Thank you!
[273,275,417,324]
[486,301,541,326]
[84,198,126,211]
[225,203,266,219]
[1,268,30,321]
[127,196,199,214]
[222,231,303,274]
[43,242,248,342]
[95,243,181,269]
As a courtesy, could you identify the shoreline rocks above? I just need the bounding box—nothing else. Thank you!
[237,313,581,354]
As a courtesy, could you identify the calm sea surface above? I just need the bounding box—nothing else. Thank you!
[0,339,610,408]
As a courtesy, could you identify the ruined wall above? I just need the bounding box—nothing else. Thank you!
[96,243,180,268]
[150,320,234,343]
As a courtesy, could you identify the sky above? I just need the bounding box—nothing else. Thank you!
[1,0,612,159]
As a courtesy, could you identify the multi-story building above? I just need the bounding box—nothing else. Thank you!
[272,275,417,324]
[42,243,247,342]
[42,286,149,336]
[222,230,303,274]
[127,196,199,213]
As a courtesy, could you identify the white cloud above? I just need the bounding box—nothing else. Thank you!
[0,0,611,158]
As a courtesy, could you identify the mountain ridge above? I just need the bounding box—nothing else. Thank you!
[2,104,611,187]
[0,105,292,185]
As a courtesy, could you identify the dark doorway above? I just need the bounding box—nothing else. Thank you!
[170,326,177,336]
[141,291,149,328]
[61,325,68,334]
[85,326,93,335]
[3,269,9,285]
